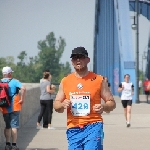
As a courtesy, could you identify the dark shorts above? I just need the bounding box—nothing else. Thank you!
[144,91,150,95]
[3,111,20,129]
[121,100,132,108]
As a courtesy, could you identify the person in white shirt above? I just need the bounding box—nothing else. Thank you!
[118,74,134,127]
[139,80,142,94]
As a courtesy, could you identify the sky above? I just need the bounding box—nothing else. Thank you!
[0,0,96,71]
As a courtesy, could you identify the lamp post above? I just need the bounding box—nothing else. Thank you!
[135,0,139,103]
[142,56,144,82]
[131,0,140,103]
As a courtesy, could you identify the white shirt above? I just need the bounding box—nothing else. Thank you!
[139,80,142,88]
[121,82,133,100]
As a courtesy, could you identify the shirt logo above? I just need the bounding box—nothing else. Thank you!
[77,83,83,89]
[91,77,96,81]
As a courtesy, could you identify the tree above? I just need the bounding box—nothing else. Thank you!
[0,32,71,83]
[13,51,29,82]
[37,32,71,82]
[17,51,27,66]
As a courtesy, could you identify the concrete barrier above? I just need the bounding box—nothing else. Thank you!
[0,83,40,145]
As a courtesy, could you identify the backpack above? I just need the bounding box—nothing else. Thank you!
[0,79,12,107]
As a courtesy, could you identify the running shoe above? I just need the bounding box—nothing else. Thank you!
[127,123,131,127]
[48,126,55,130]
[5,145,11,150]
[36,126,43,129]
[11,145,19,150]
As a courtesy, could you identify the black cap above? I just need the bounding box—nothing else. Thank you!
[70,47,88,58]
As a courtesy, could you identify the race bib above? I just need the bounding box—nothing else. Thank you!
[124,90,131,97]
[70,95,90,116]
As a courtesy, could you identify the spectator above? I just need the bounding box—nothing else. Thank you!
[0,66,26,150]
[37,71,56,129]
[139,80,142,94]
[40,69,55,128]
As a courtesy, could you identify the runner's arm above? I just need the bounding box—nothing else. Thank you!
[100,80,116,112]
[118,83,123,92]
[53,82,65,113]
[132,84,134,91]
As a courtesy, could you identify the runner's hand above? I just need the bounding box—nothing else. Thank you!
[122,85,124,90]
[62,99,71,109]
[93,104,103,114]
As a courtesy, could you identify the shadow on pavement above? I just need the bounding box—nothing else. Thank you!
[17,127,39,149]
[24,149,59,150]
[139,101,149,104]
[0,112,40,150]
[0,127,39,150]
[130,127,150,129]
[17,112,66,149]
[17,112,40,149]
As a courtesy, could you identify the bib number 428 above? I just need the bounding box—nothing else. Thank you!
[72,102,88,109]
[70,95,90,116]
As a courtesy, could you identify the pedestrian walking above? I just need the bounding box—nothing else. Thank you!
[0,66,26,150]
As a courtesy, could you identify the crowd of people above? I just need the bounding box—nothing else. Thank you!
[1,46,150,150]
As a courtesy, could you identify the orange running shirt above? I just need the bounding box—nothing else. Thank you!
[62,72,103,128]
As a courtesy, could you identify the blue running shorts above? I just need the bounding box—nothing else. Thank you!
[3,111,20,129]
[66,122,104,150]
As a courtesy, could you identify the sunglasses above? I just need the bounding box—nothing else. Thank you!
[72,55,87,60]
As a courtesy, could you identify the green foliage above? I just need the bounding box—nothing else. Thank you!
[37,32,69,82]
[139,70,145,81]
[0,32,71,83]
